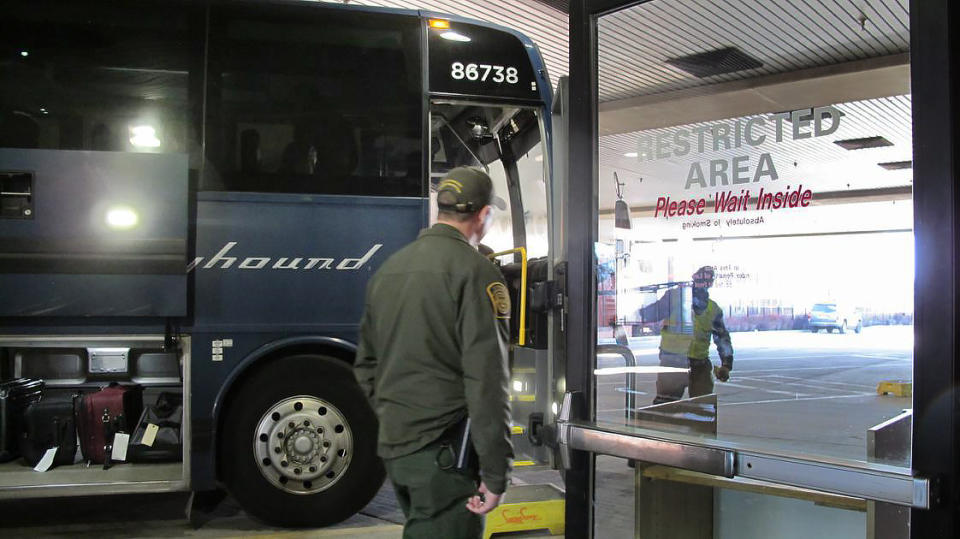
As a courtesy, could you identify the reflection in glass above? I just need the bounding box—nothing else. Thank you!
[596,0,913,466]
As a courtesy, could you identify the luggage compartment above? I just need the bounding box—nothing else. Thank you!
[0,335,190,499]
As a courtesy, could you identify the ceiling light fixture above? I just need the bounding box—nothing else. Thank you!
[834,136,893,150]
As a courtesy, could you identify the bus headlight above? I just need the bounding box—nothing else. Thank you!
[106,206,139,229]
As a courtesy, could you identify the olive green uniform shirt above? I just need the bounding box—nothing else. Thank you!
[354,223,514,494]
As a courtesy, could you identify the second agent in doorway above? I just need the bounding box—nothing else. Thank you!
[640,266,734,404]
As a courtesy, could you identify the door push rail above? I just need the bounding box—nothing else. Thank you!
[552,392,930,509]
[595,343,637,419]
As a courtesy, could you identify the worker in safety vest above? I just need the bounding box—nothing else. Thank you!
[640,266,734,404]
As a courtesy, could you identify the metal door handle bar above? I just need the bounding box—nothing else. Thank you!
[737,452,928,508]
[554,392,930,508]
[562,421,735,477]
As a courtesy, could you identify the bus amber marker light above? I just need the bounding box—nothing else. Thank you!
[105,206,139,230]
[428,19,450,29]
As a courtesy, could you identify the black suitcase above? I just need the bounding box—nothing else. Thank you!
[19,395,79,468]
[129,392,183,462]
[0,378,43,462]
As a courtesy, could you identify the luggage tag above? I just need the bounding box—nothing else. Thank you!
[33,447,58,472]
[142,424,160,447]
[111,433,130,462]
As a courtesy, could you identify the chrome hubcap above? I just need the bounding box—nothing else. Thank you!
[254,395,353,495]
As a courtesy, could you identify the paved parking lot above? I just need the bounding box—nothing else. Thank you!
[597,325,914,461]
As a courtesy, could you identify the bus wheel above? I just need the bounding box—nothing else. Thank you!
[219,354,384,527]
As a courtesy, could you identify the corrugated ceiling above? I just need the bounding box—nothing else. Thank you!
[596,0,913,209]
[598,0,909,102]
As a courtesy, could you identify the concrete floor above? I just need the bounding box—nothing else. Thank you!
[0,473,564,538]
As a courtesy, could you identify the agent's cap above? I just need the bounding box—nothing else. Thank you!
[693,266,715,281]
[437,166,506,213]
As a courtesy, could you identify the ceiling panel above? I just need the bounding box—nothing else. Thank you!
[598,0,909,102]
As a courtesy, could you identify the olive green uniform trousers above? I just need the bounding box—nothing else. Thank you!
[385,445,483,539]
[653,352,714,404]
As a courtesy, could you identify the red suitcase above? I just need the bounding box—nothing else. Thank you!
[77,383,143,464]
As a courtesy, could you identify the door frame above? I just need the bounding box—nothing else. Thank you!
[562,1,960,537]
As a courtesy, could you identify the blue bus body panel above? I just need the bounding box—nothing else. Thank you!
[0,149,188,317]
[192,192,424,331]
[188,192,425,489]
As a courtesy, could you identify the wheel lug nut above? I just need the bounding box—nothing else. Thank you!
[309,466,317,473]
[277,432,284,439]
[317,427,324,434]
[304,420,311,426]
[320,456,327,463]
[294,402,303,411]
[294,468,302,474]
[288,422,295,429]
[274,447,281,454]
[323,441,330,448]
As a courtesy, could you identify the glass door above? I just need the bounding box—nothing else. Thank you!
[552,0,956,537]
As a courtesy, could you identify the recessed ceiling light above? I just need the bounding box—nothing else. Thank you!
[440,31,471,42]
[834,136,893,150]
[666,47,763,78]
[623,152,638,158]
[878,160,912,170]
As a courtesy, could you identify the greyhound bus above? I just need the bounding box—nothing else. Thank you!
[0,0,555,527]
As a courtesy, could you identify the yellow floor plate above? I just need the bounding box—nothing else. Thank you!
[485,484,565,539]
[877,380,912,397]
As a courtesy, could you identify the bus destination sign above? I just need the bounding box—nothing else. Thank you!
[428,20,540,100]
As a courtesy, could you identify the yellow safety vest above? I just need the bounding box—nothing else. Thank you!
[659,300,717,360]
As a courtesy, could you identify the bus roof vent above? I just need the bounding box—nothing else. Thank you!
[665,47,763,78]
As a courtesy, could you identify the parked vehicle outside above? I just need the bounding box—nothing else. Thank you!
[808,302,862,334]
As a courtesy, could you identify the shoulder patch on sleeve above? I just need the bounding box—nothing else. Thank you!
[486,282,511,319]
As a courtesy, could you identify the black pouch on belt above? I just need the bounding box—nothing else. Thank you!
[437,416,478,473]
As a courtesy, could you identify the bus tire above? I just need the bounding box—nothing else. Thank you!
[219,354,385,527]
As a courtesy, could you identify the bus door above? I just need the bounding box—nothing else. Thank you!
[429,100,557,470]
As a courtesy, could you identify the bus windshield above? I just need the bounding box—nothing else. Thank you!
[430,102,547,256]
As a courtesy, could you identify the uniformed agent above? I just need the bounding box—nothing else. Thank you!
[640,266,734,404]
[354,166,513,538]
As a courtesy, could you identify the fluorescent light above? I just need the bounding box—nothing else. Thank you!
[624,152,638,158]
[512,380,524,392]
[440,31,471,42]
[106,206,139,229]
[551,402,559,415]
[20,51,28,57]
[129,125,161,148]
